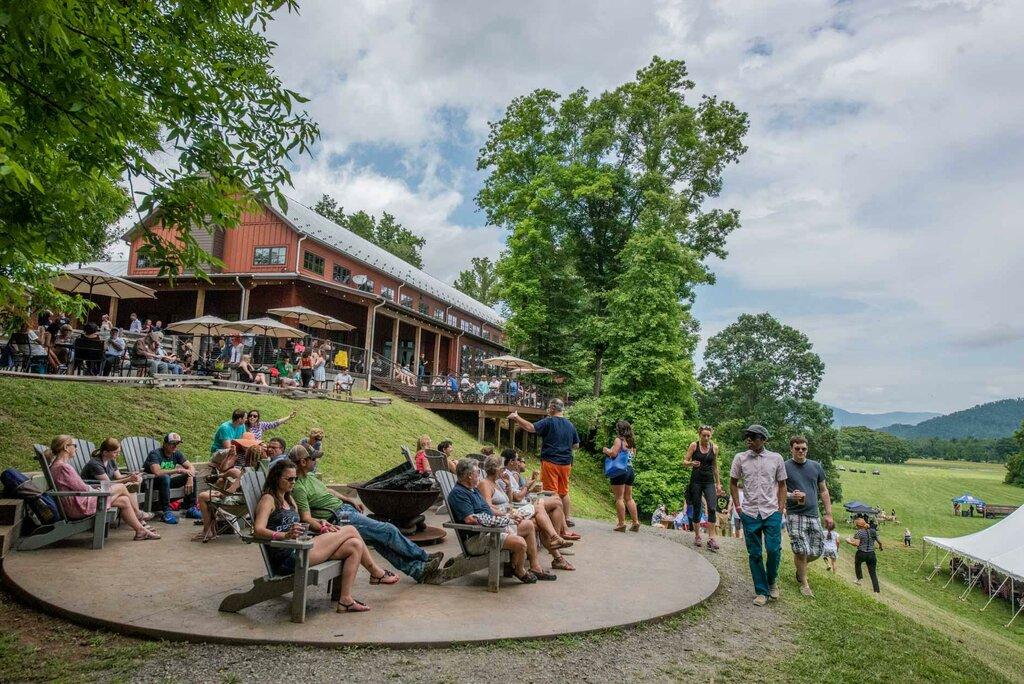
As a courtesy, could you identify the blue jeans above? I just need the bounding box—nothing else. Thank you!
[740,511,783,596]
[333,504,429,581]
[153,473,195,511]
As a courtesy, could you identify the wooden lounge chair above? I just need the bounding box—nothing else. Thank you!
[424,448,450,475]
[433,469,510,592]
[120,436,161,511]
[218,469,346,623]
[18,449,115,551]
[401,445,415,469]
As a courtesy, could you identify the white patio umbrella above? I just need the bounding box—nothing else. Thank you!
[53,267,156,300]
[266,305,355,331]
[483,354,538,372]
[223,317,306,338]
[511,360,555,375]
[164,315,233,336]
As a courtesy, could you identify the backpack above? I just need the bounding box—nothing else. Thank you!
[1,467,61,531]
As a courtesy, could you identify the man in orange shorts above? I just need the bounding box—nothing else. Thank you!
[508,398,581,538]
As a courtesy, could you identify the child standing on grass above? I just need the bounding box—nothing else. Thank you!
[822,519,839,573]
[903,528,912,547]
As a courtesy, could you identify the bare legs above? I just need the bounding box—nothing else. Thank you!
[307,527,386,610]
[515,519,546,574]
[503,532,528,575]
[611,484,640,530]
[105,483,151,536]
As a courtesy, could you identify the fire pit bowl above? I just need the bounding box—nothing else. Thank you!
[348,484,438,523]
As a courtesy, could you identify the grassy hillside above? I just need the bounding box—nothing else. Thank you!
[0,377,615,519]
[835,459,1024,665]
[881,398,1024,439]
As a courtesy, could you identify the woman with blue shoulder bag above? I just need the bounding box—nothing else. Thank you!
[603,420,640,532]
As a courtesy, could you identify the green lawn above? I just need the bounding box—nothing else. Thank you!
[834,459,1024,670]
[0,376,616,519]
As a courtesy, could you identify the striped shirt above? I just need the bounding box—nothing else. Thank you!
[855,528,878,552]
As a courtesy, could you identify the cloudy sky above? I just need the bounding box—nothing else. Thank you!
[261,0,1023,414]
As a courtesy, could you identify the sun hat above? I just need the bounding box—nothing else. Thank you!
[231,432,261,450]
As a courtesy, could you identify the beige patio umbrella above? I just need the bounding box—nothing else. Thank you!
[223,317,306,338]
[53,267,156,300]
[165,315,233,336]
[511,360,555,375]
[483,354,537,371]
[266,305,355,331]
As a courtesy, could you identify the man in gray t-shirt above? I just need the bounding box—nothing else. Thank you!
[783,435,833,597]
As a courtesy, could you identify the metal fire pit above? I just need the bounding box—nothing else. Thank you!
[349,462,446,545]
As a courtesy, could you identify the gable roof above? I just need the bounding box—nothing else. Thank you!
[274,197,504,328]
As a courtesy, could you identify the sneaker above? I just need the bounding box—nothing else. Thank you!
[752,595,768,606]
[184,505,202,519]
[769,583,780,599]
[854,579,862,586]
[161,510,179,525]
[694,535,704,548]
[419,553,444,584]
[800,585,814,597]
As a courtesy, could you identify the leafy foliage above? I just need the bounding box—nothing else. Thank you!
[700,313,841,501]
[880,398,1024,440]
[312,195,425,268]
[838,426,913,464]
[0,0,319,318]
[904,436,1015,463]
[600,204,702,513]
[453,256,501,307]
[1005,421,1024,487]
[478,57,748,395]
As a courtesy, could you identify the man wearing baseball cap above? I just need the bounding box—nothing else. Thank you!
[729,424,787,606]
[143,432,198,524]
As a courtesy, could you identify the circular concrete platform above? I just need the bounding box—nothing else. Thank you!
[3,513,719,647]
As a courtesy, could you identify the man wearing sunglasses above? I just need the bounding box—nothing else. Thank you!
[784,435,833,598]
[729,424,787,606]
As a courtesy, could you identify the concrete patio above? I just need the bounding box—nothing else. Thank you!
[3,512,719,647]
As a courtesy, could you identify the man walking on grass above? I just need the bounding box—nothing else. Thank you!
[784,435,833,597]
[730,424,787,606]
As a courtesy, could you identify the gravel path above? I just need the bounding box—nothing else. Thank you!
[128,532,790,683]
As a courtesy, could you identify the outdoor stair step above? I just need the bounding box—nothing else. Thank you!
[0,498,24,526]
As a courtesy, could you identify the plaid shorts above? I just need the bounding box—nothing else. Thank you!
[786,513,824,558]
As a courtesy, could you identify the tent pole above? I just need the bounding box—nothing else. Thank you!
[1008,595,1024,628]
[982,576,1009,612]
[927,550,950,581]
[915,541,931,573]
[959,564,986,600]
[942,554,959,588]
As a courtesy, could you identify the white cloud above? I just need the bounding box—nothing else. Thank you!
[263,0,1024,412]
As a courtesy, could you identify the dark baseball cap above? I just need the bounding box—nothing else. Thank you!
[743,425,770,439]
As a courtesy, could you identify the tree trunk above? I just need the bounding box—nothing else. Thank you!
[593,348,603,397]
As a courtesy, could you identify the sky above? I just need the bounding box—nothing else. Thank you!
[253,0,1024,414]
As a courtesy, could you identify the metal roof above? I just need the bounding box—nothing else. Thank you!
[276,197,504,328]
[78,260,130,277]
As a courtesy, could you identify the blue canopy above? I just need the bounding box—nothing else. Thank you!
[844,501,880,514]
[952,494,985,506]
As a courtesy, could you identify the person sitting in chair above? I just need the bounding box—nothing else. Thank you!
[288,445,443,584]
[333,367,354,395]
[80,437,154,524]
[447,457,545,584]
[143,432,198,524]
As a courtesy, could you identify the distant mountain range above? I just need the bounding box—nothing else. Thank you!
[877,398,1024,440]
[828,406,941,429]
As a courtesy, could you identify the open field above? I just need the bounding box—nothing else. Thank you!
[835,458,1024,669]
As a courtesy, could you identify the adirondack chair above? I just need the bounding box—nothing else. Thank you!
[401,445,415,469]
[424,448,450,475]
[433,469,510,592]
[72,439,96,474]
[218,469,347,623]
[18,449,116,550]
[120,436,165,512]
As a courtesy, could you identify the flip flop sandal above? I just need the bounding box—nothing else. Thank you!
[551,557,576,571]
[370,570,400,585]
[629,523,641,532]
[514,570,538,584]
[533,570,557,581]
[337,599,371,613]
[562,531,582,541]
[549,537,574,549]
[613,524,627,532]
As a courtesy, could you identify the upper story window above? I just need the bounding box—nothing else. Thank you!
[447,313,458,327]
[381,286,395,301]
[400,294,414,308]
[254,246,286,266]
[303,250,325,275]
[418,302,429,315]
[358,278,374,293]
[482,330,491,341]
[434,309,445,321]
[135,252,153,268]
[332,264,351,284]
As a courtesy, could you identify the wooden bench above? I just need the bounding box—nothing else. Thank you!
[151,373,213,389]
[433,469,510,592]
[218,469,346,623]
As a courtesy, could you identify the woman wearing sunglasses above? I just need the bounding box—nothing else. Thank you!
[244,409,298,441]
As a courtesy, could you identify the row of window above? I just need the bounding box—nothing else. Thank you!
[251,245,491,335]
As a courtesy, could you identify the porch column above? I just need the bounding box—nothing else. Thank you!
[413,325,422,379]
[194,288,206,317]
[364,305,374,366]
[433,335,441,376]
[108,298,119,326]
[510,424,517,452]
[239,285,251,320]
[390,316,400,368]
[477,410,486,443]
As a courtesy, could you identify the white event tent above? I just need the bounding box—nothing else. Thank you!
[921,506,1024,626]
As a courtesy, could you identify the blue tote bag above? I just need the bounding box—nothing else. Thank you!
[604,448,631,479]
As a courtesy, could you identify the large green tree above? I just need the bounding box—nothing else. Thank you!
[700,313,842,501]
[1005,421,1024,487]
[478,57,748,396]
[838,426,913,464]
[0,0,319,318]
[453,256,501,308]
[600,202,702,513]
[312,194,426,268]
